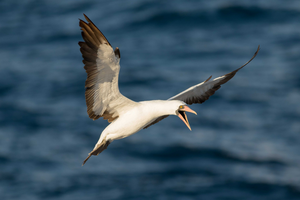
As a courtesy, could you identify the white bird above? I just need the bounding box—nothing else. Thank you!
[78,14,259,165]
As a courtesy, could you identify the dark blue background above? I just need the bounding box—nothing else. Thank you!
[1,0,300,199]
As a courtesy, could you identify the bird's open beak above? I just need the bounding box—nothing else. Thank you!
[177,106,197,131]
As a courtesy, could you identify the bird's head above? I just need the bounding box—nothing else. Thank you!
[169,101,197,131]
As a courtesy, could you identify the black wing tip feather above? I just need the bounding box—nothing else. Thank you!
[79,14,121,58]
[236,45,260,71]
[83,13,91,22]
[223,45,260,78]
[212,45,260,91]
[79,13,112,47]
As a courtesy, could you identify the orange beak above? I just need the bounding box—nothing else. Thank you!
[177,105,197,131]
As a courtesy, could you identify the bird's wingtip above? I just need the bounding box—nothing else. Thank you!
[255,45,260,54]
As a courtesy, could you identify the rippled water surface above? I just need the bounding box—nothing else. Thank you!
[1,0,300,199]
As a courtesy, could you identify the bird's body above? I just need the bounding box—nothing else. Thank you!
[83,100,187,164]
[98,100,184,141]
[78,14,260,165]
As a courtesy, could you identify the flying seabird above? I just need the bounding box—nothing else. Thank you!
[78,14,259,165]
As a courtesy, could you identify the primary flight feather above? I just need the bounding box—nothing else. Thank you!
[79,14,259,165]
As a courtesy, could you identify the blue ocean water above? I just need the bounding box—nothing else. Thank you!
[1,0,300,199]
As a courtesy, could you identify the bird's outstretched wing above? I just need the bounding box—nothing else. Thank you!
[144,46,260,129]
[79,14,136,122]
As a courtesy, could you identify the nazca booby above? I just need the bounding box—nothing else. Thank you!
[78,14,260,165]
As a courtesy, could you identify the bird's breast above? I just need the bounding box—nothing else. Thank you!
[103,106,156,141]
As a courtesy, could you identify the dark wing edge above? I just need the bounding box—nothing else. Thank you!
[78,14,116,121]
[143,45,260,129]
[173,45,260,105]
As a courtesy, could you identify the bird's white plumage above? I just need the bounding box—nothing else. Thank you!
[78,14,259,165]
[98,100,186,143]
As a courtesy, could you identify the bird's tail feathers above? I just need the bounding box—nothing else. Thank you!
[82,140,111,166]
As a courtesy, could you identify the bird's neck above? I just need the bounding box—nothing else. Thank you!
[140,100,177,117]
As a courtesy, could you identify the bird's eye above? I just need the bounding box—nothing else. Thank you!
[179,105,184,109]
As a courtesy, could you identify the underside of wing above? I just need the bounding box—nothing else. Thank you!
[79,14,134,122]
[144,46,260,129]
[170,46,260,104]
